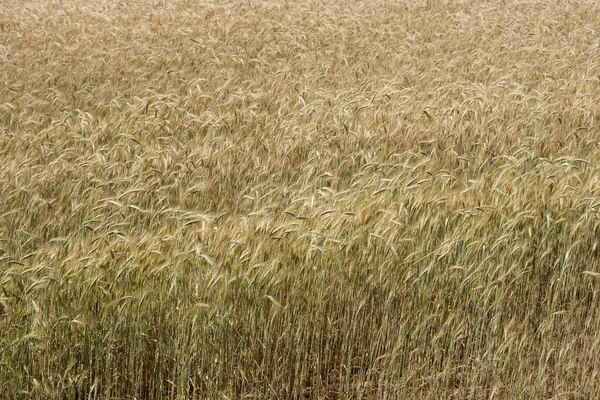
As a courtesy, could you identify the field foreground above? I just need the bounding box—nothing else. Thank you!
[2,0,600,398]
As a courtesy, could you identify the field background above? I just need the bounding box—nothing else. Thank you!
[2,0,600,398]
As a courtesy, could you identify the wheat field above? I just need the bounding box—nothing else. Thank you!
[1,0,600,398]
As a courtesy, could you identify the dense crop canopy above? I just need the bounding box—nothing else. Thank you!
[1,0,600,398]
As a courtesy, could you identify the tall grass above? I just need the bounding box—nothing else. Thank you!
[2,0,600,398]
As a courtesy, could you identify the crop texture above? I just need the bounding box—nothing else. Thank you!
[1,0,600,398]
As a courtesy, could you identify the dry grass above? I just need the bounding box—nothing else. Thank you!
[2,0,600,398]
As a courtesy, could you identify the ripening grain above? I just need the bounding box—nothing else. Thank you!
[1,0,600,398]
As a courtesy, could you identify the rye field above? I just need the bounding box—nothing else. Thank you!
[1,0,600,398]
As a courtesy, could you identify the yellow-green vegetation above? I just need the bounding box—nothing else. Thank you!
[2,0,600,398]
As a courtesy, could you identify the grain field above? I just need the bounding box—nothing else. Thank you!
[1,0,600,398]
